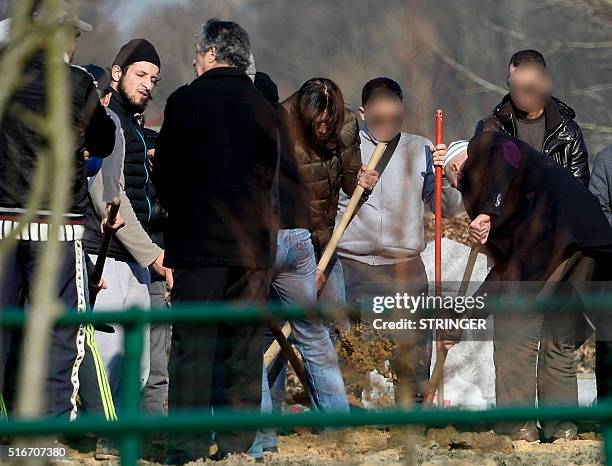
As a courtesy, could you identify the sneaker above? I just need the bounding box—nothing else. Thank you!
[550,422,578,441]
[508,422,539,442]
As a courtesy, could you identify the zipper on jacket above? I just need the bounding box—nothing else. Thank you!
[542,120,565,156]
[509,113,517,137]
[134,127,152,223]
[378,175,383,259]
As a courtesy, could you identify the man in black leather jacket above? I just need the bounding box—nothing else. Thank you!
[474,49,589,186]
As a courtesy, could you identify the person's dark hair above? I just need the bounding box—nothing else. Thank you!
[195,18,250,70]
[361,77,403,106]
[509,49,546,69]
[84,63,112,98]
[293,78,345,154]
[254,71,279,104]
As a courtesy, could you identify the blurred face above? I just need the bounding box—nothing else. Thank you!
[444,151,468,189]
[359,93,404,142]
[508,64,551,114]
[112,62,159,112]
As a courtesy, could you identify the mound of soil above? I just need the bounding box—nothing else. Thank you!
[335,322,396,403]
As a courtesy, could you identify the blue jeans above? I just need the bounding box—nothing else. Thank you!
[318,253,346,306]
[250,229,349,456]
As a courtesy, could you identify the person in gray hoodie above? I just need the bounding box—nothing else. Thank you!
[335,77,462,403]
[590,146,612,227]
[588,145,612,404]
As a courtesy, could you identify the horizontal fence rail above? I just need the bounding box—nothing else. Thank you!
[1,298,611,465]
[2,293,612,327]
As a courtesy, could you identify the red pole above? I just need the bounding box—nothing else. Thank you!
[425,110,446,408]
[435,109,443,296]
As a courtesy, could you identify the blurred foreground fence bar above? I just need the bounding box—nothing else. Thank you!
[1,299,612,465]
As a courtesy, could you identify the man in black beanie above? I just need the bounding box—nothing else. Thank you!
[83,38,171,459]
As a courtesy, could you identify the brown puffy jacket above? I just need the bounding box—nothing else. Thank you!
[282,97,363,256]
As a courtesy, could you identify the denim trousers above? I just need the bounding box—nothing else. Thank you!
[250,229,349,456]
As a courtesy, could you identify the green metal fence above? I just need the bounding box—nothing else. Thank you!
[1,300,611,465]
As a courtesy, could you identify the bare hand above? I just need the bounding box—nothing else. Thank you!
[152,250,174,289]
[101,204,125,234]
[147,148,155,171]
[430,144,447,168]
[316,269,327,294]
[89,277,108,294]
[436,323,462,350]
[469,214,491,245]
[437,338,457,352]
[358,165,379,191]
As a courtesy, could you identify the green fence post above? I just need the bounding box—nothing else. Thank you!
[604,398,612,466]
[604,423,612,466]
[120,310,144,465]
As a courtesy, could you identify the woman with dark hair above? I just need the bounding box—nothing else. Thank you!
[293,78,347,160]
[288,78,379,299]
[257,78,378,439]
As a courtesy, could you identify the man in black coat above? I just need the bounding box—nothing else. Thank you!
[153,19,279,464]
[474,50,589,186]
[443,131,612,442]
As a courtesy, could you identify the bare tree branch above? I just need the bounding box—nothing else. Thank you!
[529,0,612,29]
[567,83,612,103]
[15,0,73,421]
[0,0,39,125]
[482,17,612,49]
[579,122,612,134]
[427,40,507,95]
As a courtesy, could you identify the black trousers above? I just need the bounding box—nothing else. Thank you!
[0,239,115,419]
[142,278,170,415]
[597,341,612,399]
[168,266,269,457]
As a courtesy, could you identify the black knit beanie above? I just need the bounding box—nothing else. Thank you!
[112,38,161,70]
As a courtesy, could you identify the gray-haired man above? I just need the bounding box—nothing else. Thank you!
[153,19,279,464]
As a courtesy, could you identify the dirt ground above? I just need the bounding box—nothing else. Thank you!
[39,426,603,465]
[424,211,472,247]
[222,427,604,466]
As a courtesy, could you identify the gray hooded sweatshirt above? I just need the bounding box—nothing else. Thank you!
[336,130,462,265]
[589,145,612,227]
